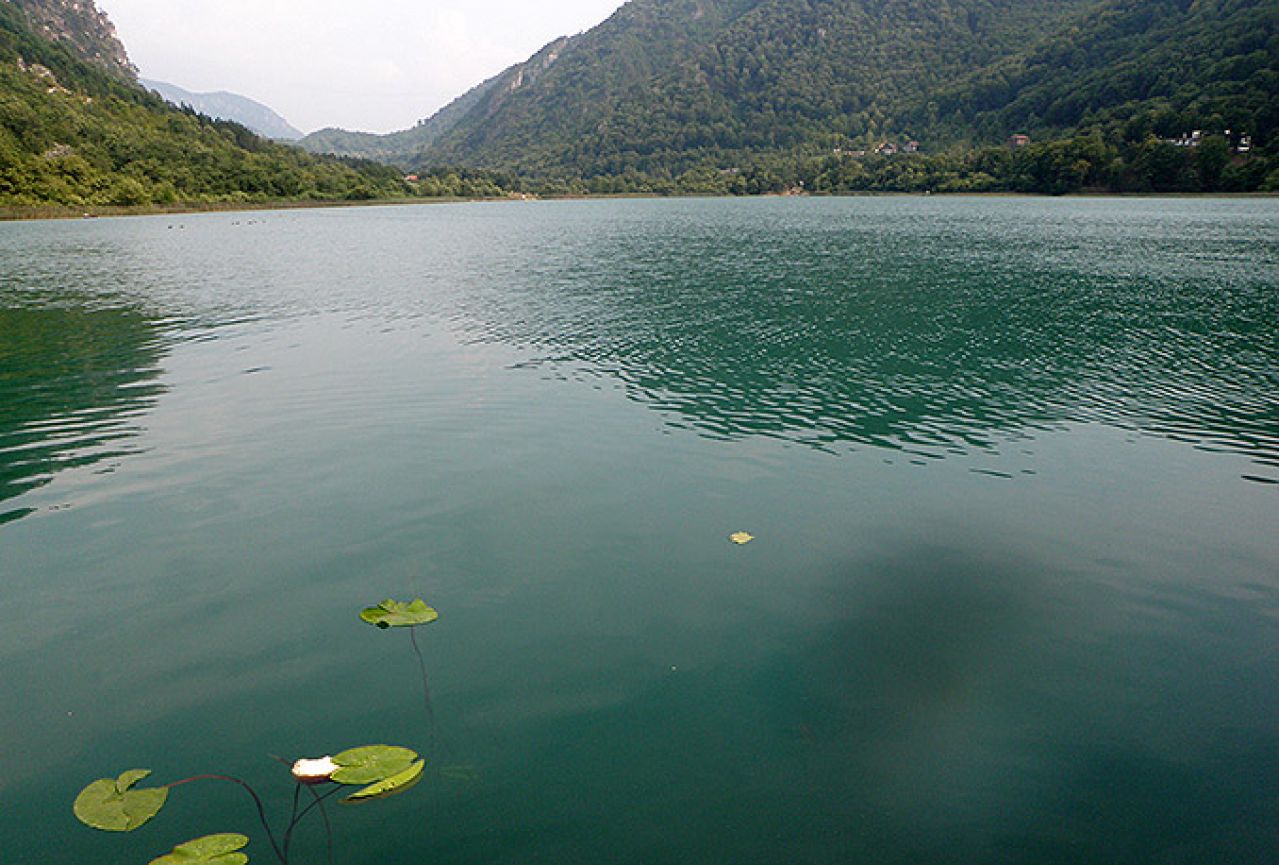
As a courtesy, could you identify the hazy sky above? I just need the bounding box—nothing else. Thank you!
[96,1,625,134]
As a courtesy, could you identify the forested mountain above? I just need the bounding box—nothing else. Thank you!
[142,79,304,141]
[361,0,1275,190]
[303,0,1094,171]
[0,0,407,208]
[4,0,1275,205]
[414,0,1099,175]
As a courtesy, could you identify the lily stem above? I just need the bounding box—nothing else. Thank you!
[281,782,303,863]
[302,783,337,865]
[409,627,436,749]
[165,774,286,864]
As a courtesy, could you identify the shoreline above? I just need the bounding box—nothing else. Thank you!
[2,190,1275,222]
[0,196,495,223]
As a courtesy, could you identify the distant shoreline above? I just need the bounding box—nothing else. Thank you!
[3,190,1275,222]
[0,197,481,222]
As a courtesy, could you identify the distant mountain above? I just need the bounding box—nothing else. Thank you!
[413,0,1100,175]
[8,0,135,80]
[142,79,304,141]
[296,55,531,168]
[341,0,1272,183]
[0,0,407,208]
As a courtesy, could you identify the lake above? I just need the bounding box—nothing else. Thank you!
[1,196,1277,864]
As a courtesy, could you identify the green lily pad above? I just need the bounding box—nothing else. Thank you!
[331,745,419,785]
[341,759,425,804]
[359,598,438,629]
[73,769,169,832]
[149,833,249,865]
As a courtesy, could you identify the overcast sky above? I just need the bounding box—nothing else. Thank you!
[96,1,624,134]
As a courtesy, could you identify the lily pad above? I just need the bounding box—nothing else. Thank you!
[359,599,439,629]
[331,745,419,785]
[341,759,424,804]
[73,769,169,832]
[149,833,249,865]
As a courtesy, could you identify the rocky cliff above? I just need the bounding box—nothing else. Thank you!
[8,0,135,79]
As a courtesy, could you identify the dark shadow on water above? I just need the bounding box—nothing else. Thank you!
[430,528,1279,865]
[739,536,1279,864]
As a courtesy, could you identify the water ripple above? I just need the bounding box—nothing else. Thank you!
[441,198,1279,480]
[0,302,168,520]
[1,197,1275,522]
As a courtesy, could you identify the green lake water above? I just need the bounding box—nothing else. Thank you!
[1,196,1277,863]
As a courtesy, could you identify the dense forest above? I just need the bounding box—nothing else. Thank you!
[4,0,1278,207]
[422,0,1095,172]
[921,0,1279,145]
[378,0,1275,194]
[0,1,409,209]
[522,130,1270,195]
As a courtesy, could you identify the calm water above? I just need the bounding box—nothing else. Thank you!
[1,197,1277,864]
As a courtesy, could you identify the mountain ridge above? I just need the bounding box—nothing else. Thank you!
[298,68,507,167]
[297,36,578,168]
[301,0,1099,170]
[142,78,305,141]
[301,0,1276,191]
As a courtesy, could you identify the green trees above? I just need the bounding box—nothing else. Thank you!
[928,0,1279,150]
[0,5,413,209]
[5,0,1276,206]
[413,0,1102,177]
[389,0,1275,194]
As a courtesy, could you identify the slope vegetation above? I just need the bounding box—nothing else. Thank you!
[420,0,1098,174]
[923,0,1279,145]
[382,0,1275,190]
[0,1,406,208]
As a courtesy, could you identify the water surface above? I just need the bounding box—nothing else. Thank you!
[1,197,1276,864]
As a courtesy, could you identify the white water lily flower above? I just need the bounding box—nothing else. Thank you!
[291,756,338,784]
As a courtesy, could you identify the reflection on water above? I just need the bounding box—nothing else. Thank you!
[0,303,166,523]
[452,199,1279,478]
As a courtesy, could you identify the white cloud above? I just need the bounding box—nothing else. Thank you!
[96,0,623,134]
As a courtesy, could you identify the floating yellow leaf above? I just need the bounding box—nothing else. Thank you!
[730,532,755,545]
